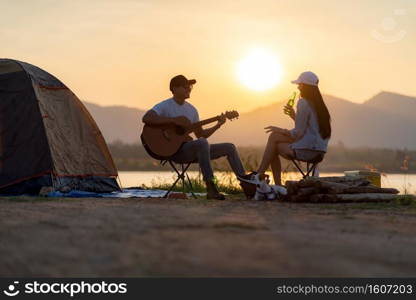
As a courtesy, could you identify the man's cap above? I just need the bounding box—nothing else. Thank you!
[169,75,197,91]
[291,71,319,86]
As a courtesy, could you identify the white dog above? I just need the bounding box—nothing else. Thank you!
[251,174,287,201]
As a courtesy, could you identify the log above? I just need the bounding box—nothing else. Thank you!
[296,181,351,193]
[318,181,350,193]
[297,187,320,196]
[287,195,311,202]
[310,193,397,203]
[285,181,300,195]
[305,176,363,182]
[297,180,319,188]
[340,187,399,194]
[353,180,372,187]
[311,182,399,194]
[303,176,370,186]
[309,194,337,203]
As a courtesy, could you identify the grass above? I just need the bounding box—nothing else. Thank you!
[142,173,243,194]
[141,169,303,195]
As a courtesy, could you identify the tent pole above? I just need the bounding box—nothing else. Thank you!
[50,172,57,191]
[116,176,123,191]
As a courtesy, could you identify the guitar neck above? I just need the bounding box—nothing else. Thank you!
[188,115,221,131]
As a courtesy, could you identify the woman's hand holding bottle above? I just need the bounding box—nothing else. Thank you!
[283,91,297,121]
[283,104,296,121]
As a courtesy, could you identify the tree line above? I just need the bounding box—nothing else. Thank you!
[108,141,415,174]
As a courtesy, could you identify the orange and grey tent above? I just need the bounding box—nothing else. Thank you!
[0,59,119,194]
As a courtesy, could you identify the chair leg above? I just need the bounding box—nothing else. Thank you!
[164,174,182,198]
[305,163,318,177]
[185,171,197,199]
[291,160,306,178]
[181,163,197,198]
[164,162,196,198]
[292,160,320,179]
[164,161,184,198]
[181,164,185,193]
[312,164,320,177]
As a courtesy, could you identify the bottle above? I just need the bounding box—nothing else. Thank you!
[284,92,297,116]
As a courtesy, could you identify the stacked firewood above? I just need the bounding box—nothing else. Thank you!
[284,176,399,203]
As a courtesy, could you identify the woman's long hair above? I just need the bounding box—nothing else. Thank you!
[300,84,331,139]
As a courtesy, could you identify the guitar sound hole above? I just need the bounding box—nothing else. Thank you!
[175,126,185,135]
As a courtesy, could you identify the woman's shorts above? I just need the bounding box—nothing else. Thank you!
[292,149,325,162]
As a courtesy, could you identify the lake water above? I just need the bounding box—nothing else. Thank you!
[118,171,415,195]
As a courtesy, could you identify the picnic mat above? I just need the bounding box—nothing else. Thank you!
[47,189,169,198]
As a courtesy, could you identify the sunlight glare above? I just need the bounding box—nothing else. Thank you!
[237,48,283,91]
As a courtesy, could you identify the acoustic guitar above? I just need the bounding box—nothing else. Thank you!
[141,110,239,158]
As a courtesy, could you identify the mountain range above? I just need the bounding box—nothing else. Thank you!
[83,91,416,149]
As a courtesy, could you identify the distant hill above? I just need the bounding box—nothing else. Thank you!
[83,91,416,149]
[363,91,416,119]
[83,102,145,144]
[208,93,416,148]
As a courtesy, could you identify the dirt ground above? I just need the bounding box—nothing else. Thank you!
[1,196,416,277]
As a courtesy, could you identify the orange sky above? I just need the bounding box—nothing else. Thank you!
[1,0,415,117]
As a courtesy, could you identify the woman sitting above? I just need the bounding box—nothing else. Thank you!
[256,71,331,185]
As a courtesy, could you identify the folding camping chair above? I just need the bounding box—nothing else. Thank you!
[141,136,197,198]
[290,152,325,179]
[159,159,197,198]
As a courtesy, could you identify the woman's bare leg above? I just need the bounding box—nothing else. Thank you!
[271,143,296,185]
[270,155,282,185]
[257,133,278,174]
[257,132,292,175]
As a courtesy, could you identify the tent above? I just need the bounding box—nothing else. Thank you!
[0,59,120,194]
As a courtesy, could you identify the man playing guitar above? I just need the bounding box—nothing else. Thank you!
[142,74,247,200]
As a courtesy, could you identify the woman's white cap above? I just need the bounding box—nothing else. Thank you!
[291,71,319,86]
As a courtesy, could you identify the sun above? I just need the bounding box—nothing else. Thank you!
[236,48,283,91]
